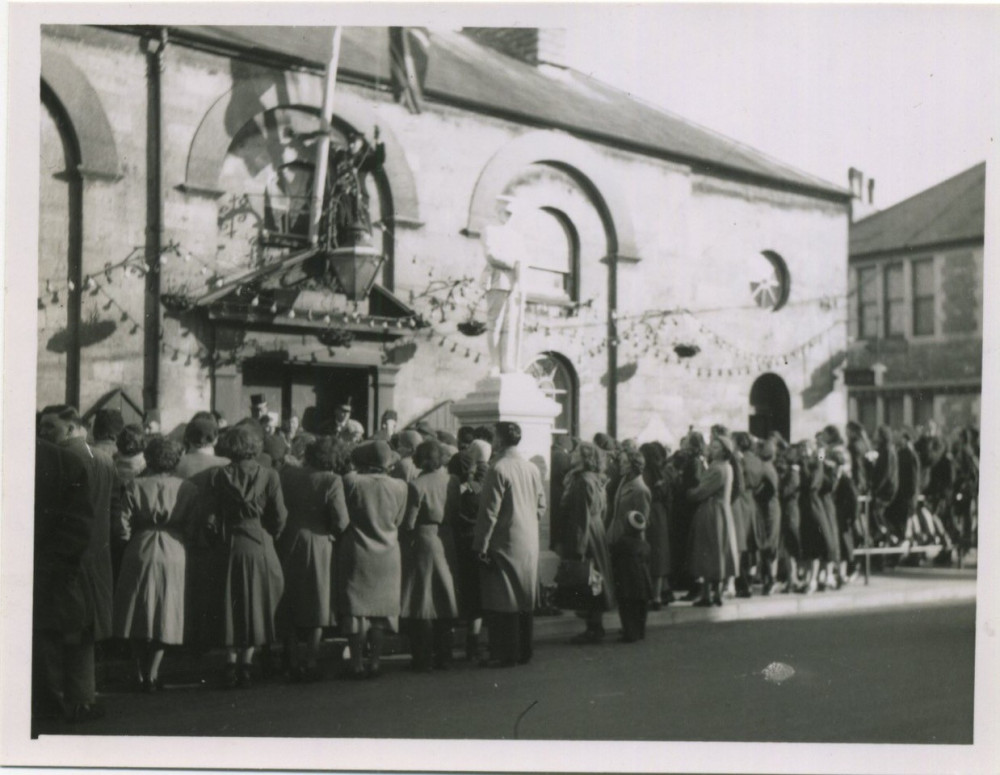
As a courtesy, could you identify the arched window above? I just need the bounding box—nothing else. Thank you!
[509,206,579,301]
[525,352,578,437]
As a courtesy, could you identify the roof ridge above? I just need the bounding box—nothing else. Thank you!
[902,167,987,246]
[853,161,985,228]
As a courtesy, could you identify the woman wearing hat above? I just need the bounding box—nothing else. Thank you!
[558,441,616,643]
[686,435,737,606]
[338,440,409,678]
[399,440,461,671]
[202,425,287,688]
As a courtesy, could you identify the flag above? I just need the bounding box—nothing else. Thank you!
[389,27,429,114]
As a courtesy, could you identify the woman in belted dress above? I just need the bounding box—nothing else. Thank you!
[203,425,287,688]
[277,435,350,681]
[113,437,200,691]
[687,435,737,607]
[399,440,461,671]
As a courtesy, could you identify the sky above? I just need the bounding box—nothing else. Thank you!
[560,4,999,210]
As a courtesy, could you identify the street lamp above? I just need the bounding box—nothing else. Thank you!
[325,242,385,301]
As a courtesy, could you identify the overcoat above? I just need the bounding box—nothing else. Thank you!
[606,474,652,547]
[277,465,348,629]
[205,460,287,646]
[779,464,802,560]
[449,456,488,619]
[62,437,116,641]
[730,452,751,553]
[558,470,615,611]
[740,451,765,551]
[754,459,781,554]
[34,439,94,635]
[113,473,200,644]
[611,533,654,602]
[338,471,408,617]
[687,460,735,581]
[800,458,835,562]
[671,452,706,580]
[399,468,461,620]
[643,468,674,578]
[833,474,859,563]
[473,447,546,613]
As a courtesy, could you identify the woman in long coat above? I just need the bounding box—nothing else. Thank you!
[673,433,707,597]
[338,439,409,678]
[777,442,803,592]
[113,437,200,691]
[204,426,287,688]
[447,440,490,660]
[558,441,615,643]
[277,435,350,681]
[798,440,837,593]
[755,440,781,594]
[687,435,736,606]
[640,442,673,608]
[606,443,651,547]
[400,439,461,670]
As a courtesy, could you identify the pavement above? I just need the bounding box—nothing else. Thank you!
[533,564,978,642]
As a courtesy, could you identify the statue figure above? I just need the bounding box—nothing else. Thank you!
[480,197,526,375]
[328,127,385,246]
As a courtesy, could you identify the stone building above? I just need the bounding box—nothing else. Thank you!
[38,25,851,444]
[845,162,985,435]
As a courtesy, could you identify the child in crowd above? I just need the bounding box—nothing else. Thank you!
[611,510,654,642]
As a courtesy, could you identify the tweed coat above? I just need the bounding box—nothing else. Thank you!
[277,465,349,628]
[62,437,116,641]
[687,460,735,581]
[338,470,409,617]
[399,468,461,620]
[34,439,94,634]
[558,469,616,611]
[473,447,546,613]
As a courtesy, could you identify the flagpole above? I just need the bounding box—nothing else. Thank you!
[309,26,343,246]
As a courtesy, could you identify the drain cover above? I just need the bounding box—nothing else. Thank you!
[762,662,796,684]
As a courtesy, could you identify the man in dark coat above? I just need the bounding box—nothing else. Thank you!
[886,428,920,538]
[870,425,898,542]
[548,435,573,552]
[473,422,546,667]
[34,415,106,725]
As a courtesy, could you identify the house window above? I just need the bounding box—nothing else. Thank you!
[513,207,578,302]
[884,394,904,429]
[883,263,906,337]
[912,258,935,336]
[857,266,879,338]
[524,352,577,436]
[856,395,878,438]
[913,390,935,429]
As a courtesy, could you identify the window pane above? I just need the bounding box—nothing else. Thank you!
[913,391,935,429]
[913,258,934,296]
[914,297,935,336]
[885,396,904,429]
[884,263,904,300]
[861,303,879,338]
[526,267,568,297]
[857,396,877,438]
[859,267,878,302]
[886,301,907,336]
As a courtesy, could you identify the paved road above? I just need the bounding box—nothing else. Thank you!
[51,601,974,744]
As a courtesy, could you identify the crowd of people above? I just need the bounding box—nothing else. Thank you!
[32,395,979,726]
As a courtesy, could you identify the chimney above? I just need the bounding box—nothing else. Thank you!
[848,167,878,222]
[463,28,566,68]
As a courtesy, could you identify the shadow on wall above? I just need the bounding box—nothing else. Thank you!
[600,361,638,389]
[46,317,116,353]
[801,350,847,410]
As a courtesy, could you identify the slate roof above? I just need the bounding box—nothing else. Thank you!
[168,25,848,200]
[850,162,986,258]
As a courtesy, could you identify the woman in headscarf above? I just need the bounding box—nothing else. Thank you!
[276,435,350,681]
[640,442,673,608]
[113,437,200,691]
[390,429,424,484]
[687,435,736,606]
[446,438,491,660]
[338,440,408,678]
[203,425,287,688]
[674,431,707,600]
[558,441,615,643]
[400,439,461,671]
[606,441,650,547]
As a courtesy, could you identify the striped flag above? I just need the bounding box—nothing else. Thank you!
[389,27,429,114]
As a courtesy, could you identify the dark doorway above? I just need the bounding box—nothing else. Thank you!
[749,373,791,442]
[241,360,375,435]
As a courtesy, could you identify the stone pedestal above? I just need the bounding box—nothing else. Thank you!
[451,372,562,583]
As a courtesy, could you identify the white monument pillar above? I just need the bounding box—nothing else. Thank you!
[451,372,562,583]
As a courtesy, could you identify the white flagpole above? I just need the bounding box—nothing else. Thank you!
[308,26,343,246]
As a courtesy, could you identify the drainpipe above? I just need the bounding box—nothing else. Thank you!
[143,27,167,412]
[607,253,618,437]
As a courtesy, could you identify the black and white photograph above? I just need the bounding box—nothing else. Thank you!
[2,2,998,773]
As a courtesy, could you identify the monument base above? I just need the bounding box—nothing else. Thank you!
[451,372,562,584]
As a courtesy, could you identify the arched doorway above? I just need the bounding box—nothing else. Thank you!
[749,373,790,442]
[38,83,83,408]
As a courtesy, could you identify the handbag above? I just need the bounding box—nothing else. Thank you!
[552,558,595,610]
